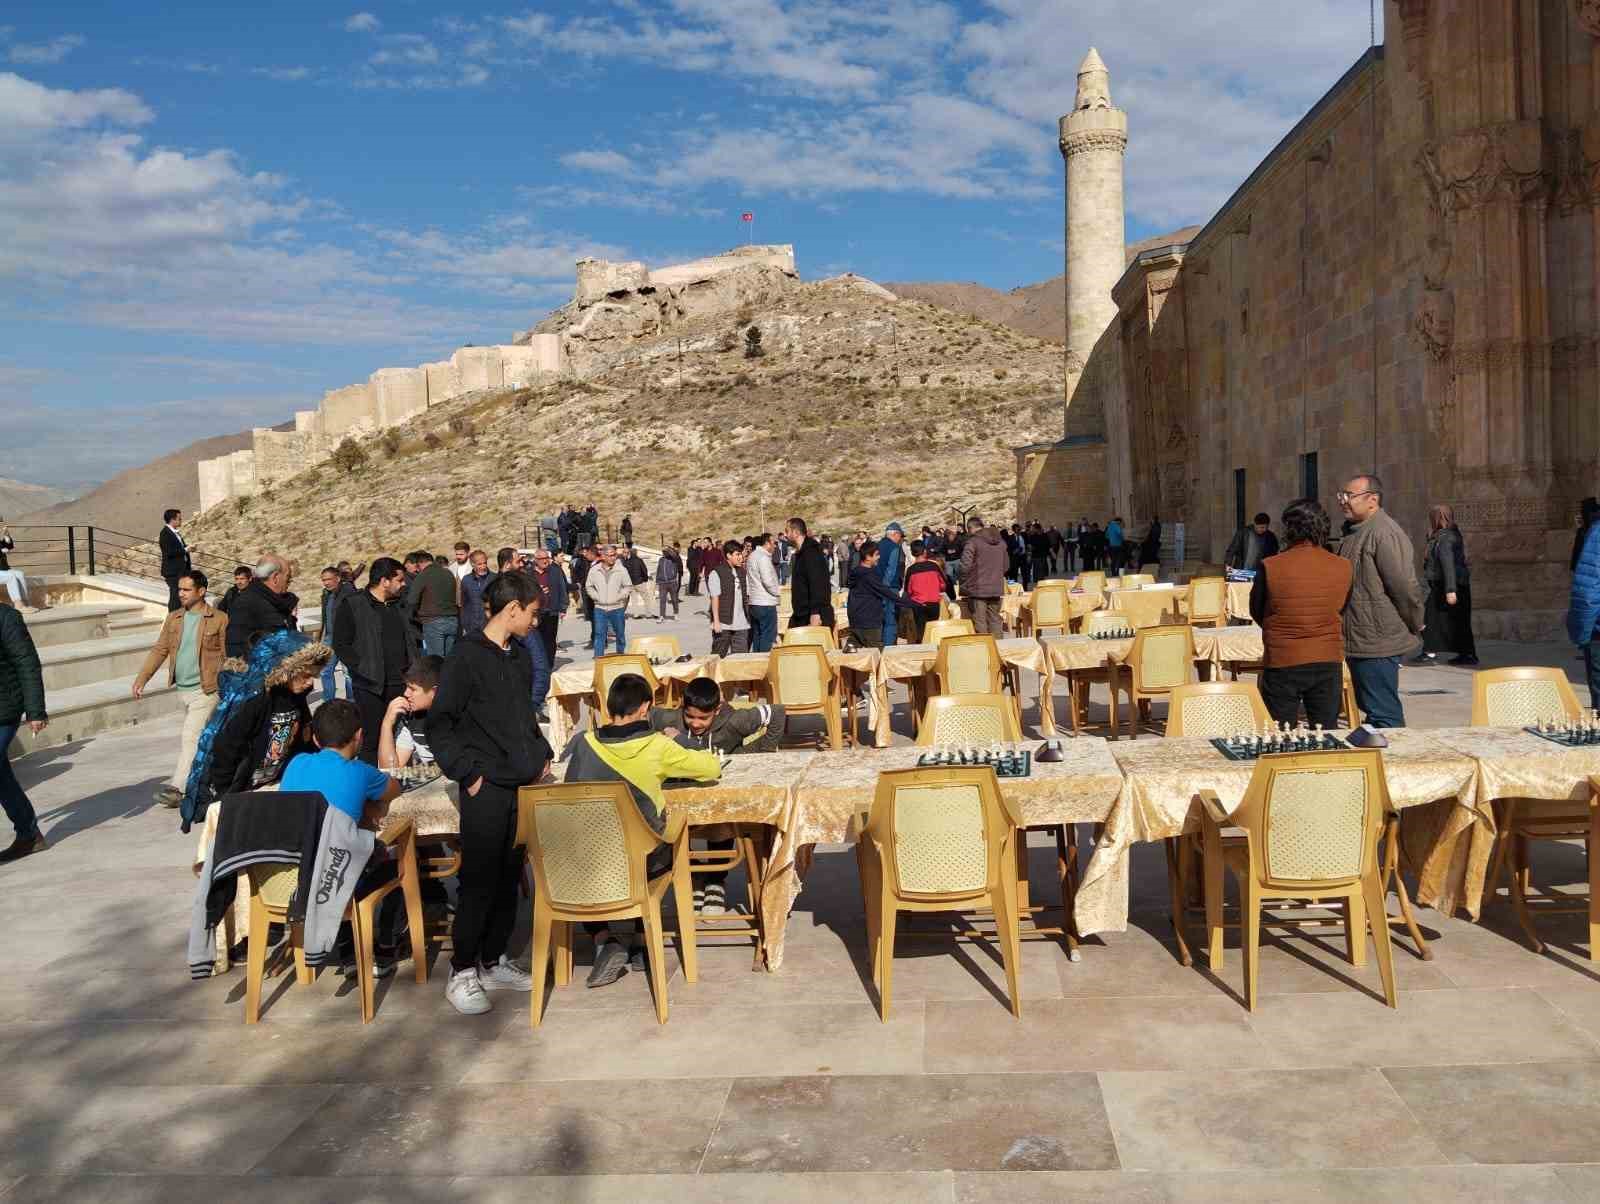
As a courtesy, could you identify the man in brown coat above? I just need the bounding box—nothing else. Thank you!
[133,570,229,807]
[1337,473,1424,728]
[958,516,1009,637]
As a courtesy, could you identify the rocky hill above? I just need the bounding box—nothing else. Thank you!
[885,226,1200,344]
[186,275,1066,568]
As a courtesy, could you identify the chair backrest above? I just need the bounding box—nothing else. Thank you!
[1122,573,1155,588]
[768,643,834,707]
[866,766,1012,899]
[916,693,1023,745]
[1082,609,1126,637]
[782,625,838,652]
[1004,581,1024,595]
[1128,624,1196,694]
[1186,576,1226,620]
[1164,681,1270,737]
[1077,571,1107,594]
[1138,563,1161,577]
[1470,667,1581,726]
[1030,582,1071,627]
[923,617,976,647]
[248,864,300,910]
[626,634,683,662]
[519,780,655,912]
[934,633,1004,695]
[1232,750,1391,888]
[593,655,661,723]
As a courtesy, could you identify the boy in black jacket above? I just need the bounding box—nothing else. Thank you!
[428,571,553,1016]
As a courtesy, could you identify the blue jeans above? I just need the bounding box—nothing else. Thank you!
[320,657,345,701]
[1346,655,1405,728]
[749,605,779,653]
[593,608,626,659]
[1583,641,1600,711]
[421,616,457,659]
[0,724,38,840]
[881,604,899,649]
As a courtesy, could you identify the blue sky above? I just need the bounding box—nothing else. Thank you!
[0,1,1380,491]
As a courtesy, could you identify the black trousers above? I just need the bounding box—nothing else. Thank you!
[1260,662,1343,730]
[1423,581,1477,657]
[452,780,523,974]
[354,684,401,765]
[537,612,559,668]
[164,574,182,612]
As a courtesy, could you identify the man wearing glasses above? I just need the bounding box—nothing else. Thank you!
[1337,474,1424,727]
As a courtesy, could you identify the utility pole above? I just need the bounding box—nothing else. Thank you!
[677,338,683,391]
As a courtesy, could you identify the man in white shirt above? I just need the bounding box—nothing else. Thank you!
[447,541,473,583]
[745,533,782,652]
[707,540,752,655]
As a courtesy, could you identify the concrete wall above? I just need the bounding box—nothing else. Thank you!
[321,383,378,436]
[452,346,503,393]
[423,360,459,407]
[370,366,428,427]
[253,428,329,486]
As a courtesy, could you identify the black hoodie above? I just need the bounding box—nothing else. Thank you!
[427,630,552,791]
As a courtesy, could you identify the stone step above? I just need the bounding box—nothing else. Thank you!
[109,615,165,641]
[16,603,147,649]
[11,674,187,759]
[39,633,159,693]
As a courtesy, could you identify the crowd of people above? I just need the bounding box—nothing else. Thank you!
[5,476,1600,1016]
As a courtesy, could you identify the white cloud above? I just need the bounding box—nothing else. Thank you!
[371,34,440,66]
[344,12,381,33]
[252,65,313,82]
[560,149,632,175]
[0,72,151,137]
[7,33,85,65]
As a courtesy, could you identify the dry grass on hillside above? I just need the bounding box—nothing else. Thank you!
[189,283,1066,565]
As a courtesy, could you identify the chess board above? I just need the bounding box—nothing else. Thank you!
[1088,628,1134,641]
[1523,725,1600,748]
[916,749,1033,778]
[1210,734,1349,761]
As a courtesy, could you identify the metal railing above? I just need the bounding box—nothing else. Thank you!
[4,525,251,585]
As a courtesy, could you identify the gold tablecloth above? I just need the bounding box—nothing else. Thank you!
[875,637,1057,741]
[385,778,462,839]
[712,648,884,747]
[1420,726,1600,918]
[1041,626,1264,674]
[1074,729,1482,936]
[1107,587,1187,629]
[548,655,717,752]
[1226,580,1253,621]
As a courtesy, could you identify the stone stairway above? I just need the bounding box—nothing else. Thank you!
[11,578,180,759]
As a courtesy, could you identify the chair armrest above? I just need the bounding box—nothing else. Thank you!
[997,793,1026,832]
[1587,774,1600,806]
[661,812,689,846]
[376,817,415,849]
[1195,789,1230,829]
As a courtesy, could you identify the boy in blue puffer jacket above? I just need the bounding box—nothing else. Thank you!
[1567,521,1600,708]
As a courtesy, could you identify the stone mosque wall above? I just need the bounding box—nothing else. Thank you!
[1021,2,1600,640]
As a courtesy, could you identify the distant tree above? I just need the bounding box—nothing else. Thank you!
[744,325,764,359]
[330,437,368,473]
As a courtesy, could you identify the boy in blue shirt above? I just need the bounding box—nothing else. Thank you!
[281,698,404,974]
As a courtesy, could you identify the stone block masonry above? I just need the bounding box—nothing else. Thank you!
[371,367,428,427]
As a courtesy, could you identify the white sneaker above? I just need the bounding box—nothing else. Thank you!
[446,967,492,1014]
[478,954,535,992]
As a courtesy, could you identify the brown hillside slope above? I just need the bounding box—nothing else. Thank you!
[885,226,1201,344]
[19,428,265,531]
[0,478,71,521]
[187,280,1064,567]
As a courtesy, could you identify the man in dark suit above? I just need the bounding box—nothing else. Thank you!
[158,508,191,612]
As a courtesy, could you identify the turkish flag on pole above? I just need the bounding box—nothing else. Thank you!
[741,212,753,221]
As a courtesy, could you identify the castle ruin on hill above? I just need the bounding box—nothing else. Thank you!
[196,244,801,513]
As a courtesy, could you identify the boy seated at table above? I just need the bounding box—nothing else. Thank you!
[562,672,722,987]
[378,655,443,786]
[650,676,783,914]
[280,698,405,977]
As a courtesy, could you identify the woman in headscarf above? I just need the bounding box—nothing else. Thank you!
[1416,503,1477,667]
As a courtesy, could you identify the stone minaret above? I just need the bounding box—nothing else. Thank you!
[1058,47,1127,426]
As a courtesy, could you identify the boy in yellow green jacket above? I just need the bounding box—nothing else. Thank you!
[561,672,721,986]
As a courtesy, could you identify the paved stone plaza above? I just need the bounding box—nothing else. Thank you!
[4,627,1600,1201]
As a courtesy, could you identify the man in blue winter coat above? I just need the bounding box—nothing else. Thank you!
[876,522,906,648]
[1568,520,1600,708]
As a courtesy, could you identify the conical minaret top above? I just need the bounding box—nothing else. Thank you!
[1075,47,1111,110]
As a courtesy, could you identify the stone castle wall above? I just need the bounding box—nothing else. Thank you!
[197,245,797,513]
